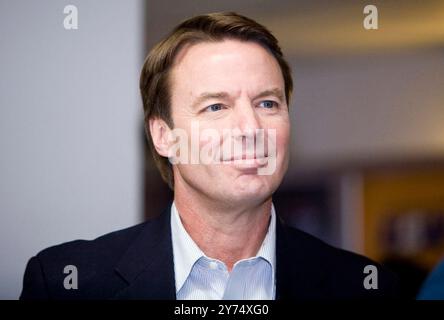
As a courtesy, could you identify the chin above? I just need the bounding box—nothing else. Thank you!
[228,178,274,202]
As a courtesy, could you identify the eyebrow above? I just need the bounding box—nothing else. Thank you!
[253,88,285,103]
[191,88,285,109]
[191,92,231,110]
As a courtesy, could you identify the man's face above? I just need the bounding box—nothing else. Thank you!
[168,39,290,207]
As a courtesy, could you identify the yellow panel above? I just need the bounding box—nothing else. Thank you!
[363,168,444,269]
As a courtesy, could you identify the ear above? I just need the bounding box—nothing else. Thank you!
[149,117,171,158]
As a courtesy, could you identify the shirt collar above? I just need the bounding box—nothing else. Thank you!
[170,202,205,293]
[256,203,276,273]
[170,201,277,293]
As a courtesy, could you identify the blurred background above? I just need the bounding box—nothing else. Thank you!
[1,0,444,299]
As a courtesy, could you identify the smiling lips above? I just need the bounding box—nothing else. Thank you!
[221,154,269,168]
[221,151,269,161]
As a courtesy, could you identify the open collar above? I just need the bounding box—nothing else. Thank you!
[171,201,277,294]
[112,201,326,300]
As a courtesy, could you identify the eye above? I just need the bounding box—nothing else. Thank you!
[205,103,224,112]
[258,100,277,109]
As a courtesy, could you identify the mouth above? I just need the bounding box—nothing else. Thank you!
[221,152,269,161]
[220,155,269,168]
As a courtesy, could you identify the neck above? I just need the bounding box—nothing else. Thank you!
[174,183,272,271]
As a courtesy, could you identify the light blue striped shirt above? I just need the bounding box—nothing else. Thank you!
[171,202,276,300]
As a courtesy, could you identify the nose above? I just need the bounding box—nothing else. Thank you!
[232,101,261,138]
[228,102,264,160]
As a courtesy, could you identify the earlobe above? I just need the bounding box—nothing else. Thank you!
[149,118,170,157]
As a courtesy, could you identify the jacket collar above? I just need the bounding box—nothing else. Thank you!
[275,214,327,300]
[113,203,176,299]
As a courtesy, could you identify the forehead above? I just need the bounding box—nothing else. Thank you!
[169,39,284,99]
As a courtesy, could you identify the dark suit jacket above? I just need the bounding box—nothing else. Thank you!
[20,203,399,299]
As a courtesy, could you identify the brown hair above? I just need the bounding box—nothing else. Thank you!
[140,12,293,189]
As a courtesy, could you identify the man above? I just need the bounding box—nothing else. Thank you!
[20,12,399,300]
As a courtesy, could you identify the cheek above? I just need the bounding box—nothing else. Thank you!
[274,124,291,175]
[277,125,290,150]
[267,118,290,153]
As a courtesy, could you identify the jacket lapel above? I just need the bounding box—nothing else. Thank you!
[113,203,176,299]
[275,216,327,300]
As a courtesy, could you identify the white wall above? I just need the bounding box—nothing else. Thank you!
[0,0,144,299]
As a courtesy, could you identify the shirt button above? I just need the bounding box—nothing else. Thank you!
[209,261,218,270]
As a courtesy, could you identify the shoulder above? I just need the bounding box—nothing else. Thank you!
[20,217,160,299]
[417,259,444,299]
[283,225,371,267]
[280,225,400,298]
[37,220,148,263]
